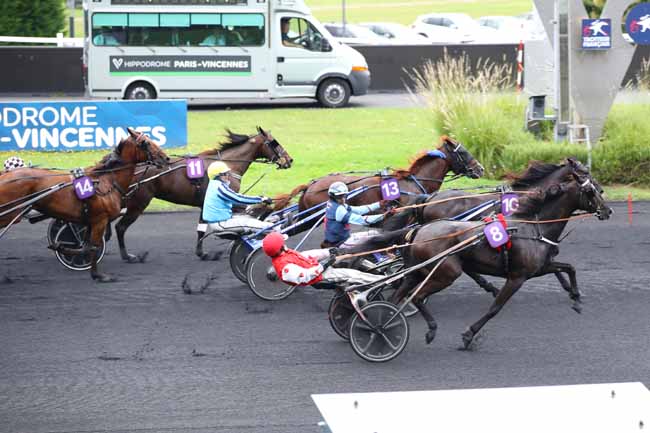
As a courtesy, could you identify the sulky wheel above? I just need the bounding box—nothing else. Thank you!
[328,290,384,341]
[228,239,252,283]
[349,301,409,363]
[53,223,106,271]
[48,219,110,247]
[245,248,296,301]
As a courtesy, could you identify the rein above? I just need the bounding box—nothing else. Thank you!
[336,213,597,261]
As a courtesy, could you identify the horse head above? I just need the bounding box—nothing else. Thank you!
[438,136,484,179]
[256,126,293,169]
[123,127,170,168]
[566,158,612,220]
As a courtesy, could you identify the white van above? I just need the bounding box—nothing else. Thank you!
[84,0,370,107]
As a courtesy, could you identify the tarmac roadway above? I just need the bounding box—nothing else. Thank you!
[1,201,649,433]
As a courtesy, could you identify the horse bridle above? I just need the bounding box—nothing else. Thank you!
[259,133,289,167]
[130,130,167,168]
[443,140,481,177]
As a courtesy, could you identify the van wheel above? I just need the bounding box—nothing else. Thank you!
[317,78,351,108]
[125,82,156,100]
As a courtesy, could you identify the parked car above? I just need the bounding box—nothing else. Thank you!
[359,22,430,45]
[411,13,500,44]
[477,15,530,43]
[515,11,548,41]
[323,23,386,45]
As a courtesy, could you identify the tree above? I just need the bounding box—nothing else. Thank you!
[0,0,65,37]
[583,0,606,18]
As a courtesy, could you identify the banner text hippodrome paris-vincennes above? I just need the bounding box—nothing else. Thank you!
[0,100,187,152]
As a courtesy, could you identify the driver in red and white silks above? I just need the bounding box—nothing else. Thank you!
[262,232,382,287]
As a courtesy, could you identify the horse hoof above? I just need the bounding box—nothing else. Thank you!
[571,303,582,314]
[47,242,60,251]
[461,329,474,350]
[137,251,149,263]
[92,274,116,283]
[490,289,500,298]
[425,329,437,345]
[200,252,222,261]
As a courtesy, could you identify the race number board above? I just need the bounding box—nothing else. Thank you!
[484,221,509,249]
[186,158,205,179]
[73,176,95,200]
[380,178,400,201]
[501,193,519,216]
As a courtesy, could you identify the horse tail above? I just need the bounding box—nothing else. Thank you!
[344,227,417,256]
[272,183,309,210]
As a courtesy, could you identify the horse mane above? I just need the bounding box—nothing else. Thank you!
[199,129,251,156]
[506,161,564,189]
[391,151,437,179]
[90,138,127,172]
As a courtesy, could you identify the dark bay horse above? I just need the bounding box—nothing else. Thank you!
[115,126,293,262]
[349,159,612,349]
[382,161,584,297]
[259,136,484,233]
[0,128,170,282]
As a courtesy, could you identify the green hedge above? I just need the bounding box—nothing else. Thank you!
[428,93,650,185]
[0,0,64,38]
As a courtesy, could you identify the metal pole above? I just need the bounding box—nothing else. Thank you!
[553,0,560,141]
[342,0,346,30]
[69,16,75,38]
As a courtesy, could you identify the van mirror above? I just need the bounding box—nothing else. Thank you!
[321,38,332,52]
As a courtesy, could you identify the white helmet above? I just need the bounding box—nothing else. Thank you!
[328,181,348,199]
[3,156,25,171]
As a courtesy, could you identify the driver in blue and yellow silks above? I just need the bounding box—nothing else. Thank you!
[200,161,275,235]
[321,181,391,249]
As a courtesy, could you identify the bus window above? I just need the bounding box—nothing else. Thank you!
[92,13,127,46]
[92,12,263,47]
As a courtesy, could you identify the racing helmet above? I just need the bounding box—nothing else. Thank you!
[3,156,25,171]
[328,181,348,199]
[207,161,230,179]
[262,231,285,257]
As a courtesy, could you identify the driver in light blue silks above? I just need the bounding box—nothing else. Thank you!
[320,181,389,250]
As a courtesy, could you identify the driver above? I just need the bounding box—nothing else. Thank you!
[281,18,303,48]
[262,231,382,287]
[322,181,391,249]
[202,161,275,234]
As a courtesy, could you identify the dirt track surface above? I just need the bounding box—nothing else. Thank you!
[1,201,649,433]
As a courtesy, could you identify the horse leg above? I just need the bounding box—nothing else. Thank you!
[414,296,438,345]
[461,276,526,349]
[115,202,151,263]
[89,219,116,283]
[196,212,207,258]
[466,271,500,298]
[543,262,581,313]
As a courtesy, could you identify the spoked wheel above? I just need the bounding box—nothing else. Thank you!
[245,248,296,301]
[328,291,384,341]
[48,219,110,246]
[228,240,252,283]
[349,301,409,363]
[53,223,106,271]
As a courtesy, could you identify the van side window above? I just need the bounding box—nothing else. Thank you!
[92,12,264,47]
[281,17,325,51]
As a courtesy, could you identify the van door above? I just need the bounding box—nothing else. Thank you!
[274,16,336,98]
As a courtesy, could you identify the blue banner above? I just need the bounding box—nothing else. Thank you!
[626,3,650,45]
[0,100,187,152]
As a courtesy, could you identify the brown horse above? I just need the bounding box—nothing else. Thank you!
[268,137,483,229]
[381,161,582,297]
[0,128,170,282]
[114,126,293,262]
[348,159,612,352]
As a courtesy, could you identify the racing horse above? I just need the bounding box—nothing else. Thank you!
[114,127,293,262]
[258,136,484,233]
[381,161,585,298]
[348,159,612,349]
[0,128,170,282]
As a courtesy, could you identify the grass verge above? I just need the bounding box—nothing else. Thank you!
[1,106,645,213]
